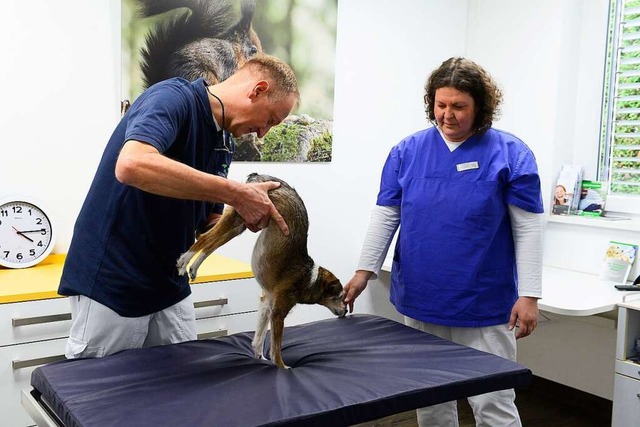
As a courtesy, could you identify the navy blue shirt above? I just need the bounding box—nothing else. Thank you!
[59,78,233,317]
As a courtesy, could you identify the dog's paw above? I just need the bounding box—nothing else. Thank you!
[275,362,291,370]
[188,265,199,281]
[176,252,191,276]
[177,265,187,276]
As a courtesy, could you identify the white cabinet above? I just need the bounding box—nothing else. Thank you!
[7,278,259,427]
[612,302,640,426]
[192,278,261,337]
[1,298,71,427]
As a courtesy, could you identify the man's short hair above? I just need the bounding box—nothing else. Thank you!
[241,54,300,106]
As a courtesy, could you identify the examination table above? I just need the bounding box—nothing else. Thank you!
[22,314,531,426]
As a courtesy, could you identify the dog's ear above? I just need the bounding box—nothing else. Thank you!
[317,267,343,293]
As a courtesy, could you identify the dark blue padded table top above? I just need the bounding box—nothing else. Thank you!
[30,314,531,427]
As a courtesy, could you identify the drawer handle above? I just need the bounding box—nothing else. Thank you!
[193,298,228,309]
[197,329,228,340]
[13,354,66,370]
[12,313,72,327]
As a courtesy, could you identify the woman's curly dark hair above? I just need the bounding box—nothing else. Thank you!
[424,57,502,135]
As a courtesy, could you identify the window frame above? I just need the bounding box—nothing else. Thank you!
[600,0,640,214]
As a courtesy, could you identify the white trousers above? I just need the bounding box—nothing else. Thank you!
[404,317,522,427]
[65,294,197,359]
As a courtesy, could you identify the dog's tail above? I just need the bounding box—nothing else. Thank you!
[135,0,262,88]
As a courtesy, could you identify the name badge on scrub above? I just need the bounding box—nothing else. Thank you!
[456,161,479,172]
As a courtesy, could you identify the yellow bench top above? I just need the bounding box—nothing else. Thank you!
[0,253,253,304]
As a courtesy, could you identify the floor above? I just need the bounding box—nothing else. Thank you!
[352,376,613,427]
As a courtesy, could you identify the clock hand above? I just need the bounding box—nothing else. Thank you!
[17,229,46,233]
[12,226,35,243]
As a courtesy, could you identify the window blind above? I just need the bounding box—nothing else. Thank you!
[603,0,640,194]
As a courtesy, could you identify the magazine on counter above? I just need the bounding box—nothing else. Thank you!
[552,164,584,215]
[577,180,608,217]
[600,241,639,284]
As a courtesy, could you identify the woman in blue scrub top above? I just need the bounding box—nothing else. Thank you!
[344,57,543,427]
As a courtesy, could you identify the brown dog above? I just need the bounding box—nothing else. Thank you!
[177,173,347,368]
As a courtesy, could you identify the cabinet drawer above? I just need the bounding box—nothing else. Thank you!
[0,337,67,427]
[0,280,259,347]
[196,311,257,339]
[615,359,640,381]
[191,278,261,320]
[0,298,71,347]
[612,373,640,426]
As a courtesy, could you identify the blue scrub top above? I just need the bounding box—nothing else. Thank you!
[377,127,543,327]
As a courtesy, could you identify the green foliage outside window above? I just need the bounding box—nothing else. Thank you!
[602,0,640,195]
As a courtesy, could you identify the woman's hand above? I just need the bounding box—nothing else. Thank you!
[508,296,539,339]
[343,270,373,313]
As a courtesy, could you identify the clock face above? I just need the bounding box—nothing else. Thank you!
[0,200,55,268]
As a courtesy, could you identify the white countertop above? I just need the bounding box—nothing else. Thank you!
[539,266,640,316]
[380,262,640,317]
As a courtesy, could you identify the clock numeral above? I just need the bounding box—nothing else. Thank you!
[12,206,22,214]
[36,218,42,225]
[16,253,23,260]
[2,251,8,259]
[29,249,35,256]
[0,209,7,217]
[37,241,43,247]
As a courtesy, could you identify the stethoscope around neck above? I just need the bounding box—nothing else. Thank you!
[205,84,233,154]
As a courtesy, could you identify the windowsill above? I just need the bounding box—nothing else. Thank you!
[546,213,640,232]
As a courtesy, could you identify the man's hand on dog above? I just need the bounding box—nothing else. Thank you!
[234,181,289,235]
[343,270,373,313]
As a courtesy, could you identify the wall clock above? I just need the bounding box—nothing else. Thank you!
[0,198,56,268]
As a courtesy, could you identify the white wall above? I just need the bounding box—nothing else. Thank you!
[1,0,631,323]
[0,0,122,251]
[222,0,470,324]
[464,0,631,277]
[466,0,609,204]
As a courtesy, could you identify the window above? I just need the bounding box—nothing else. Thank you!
[601,0,640,197]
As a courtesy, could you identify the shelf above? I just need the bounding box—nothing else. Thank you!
[546,214,640,231]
